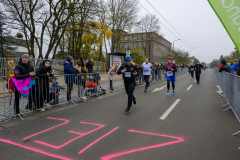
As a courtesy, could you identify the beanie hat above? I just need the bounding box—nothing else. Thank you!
[22,54,30,60]
[125,56,132,62]
[221,59,226,65]
[45,60,51,64]
[66,55,73,63]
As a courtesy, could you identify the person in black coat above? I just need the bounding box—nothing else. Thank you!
[194,61,203,84]
[14,54,35,116]
[219,59,231,73]
[86,59,94,73]
[35,60,53,111]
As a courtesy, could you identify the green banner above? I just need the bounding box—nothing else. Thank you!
[208,0,240,52]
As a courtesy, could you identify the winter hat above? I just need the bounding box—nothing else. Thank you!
[66,55,73,63]
[125,56,132,62]
[22,54,30,60]
[221,59,227,65]
[45,60,51,63]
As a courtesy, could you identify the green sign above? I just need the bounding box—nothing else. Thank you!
[208,0,240,52]
[126,50,131,57]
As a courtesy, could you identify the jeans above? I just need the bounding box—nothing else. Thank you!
[124,82,136,107]
[143,75,150,89]
[67,83,73,101]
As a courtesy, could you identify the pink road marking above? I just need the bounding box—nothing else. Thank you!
[34,122,105,149]
[101,130,184,160]
[78,127,119,154]
[0,138,72,160]
[23,117,69,140]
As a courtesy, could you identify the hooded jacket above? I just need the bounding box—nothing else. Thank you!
[35,60,53,93]
[63,60,76,84]
[86,60,94,73]
[14,58,34,79]
[219,64,231,73]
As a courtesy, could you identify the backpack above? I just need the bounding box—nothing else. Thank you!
[6,79,17,91]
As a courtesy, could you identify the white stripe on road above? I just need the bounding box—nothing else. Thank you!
[160,99,181,120]
[152,85,167,93]
[186,85,193,91]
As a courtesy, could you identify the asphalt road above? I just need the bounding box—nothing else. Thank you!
[0,69,240,160]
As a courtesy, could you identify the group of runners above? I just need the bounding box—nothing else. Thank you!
[117,56,203,112]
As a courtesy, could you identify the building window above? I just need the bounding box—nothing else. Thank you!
[143,43,146,47]
[134,42,137,48]
[129,43,132,48]
[125,36,128,41]
[120,43,124,48]
[130,36,132,40]
[138,42,142,48]
[143,34,146,39]
[139,35,142,40]
[125,43,128,48]
[134,35,137,40]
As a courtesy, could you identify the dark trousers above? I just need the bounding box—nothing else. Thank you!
[14,91,21,114]
[110,80,113,90]
[143,75,150,89]
[191,71,194,78]
[167,81,175,90]
[36,92,53,109]
[67,83,73,101]
[28,85,36,107]
[196,71,201,82]
[124,82,136,107]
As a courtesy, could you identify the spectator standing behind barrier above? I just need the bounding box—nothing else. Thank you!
[219,59,231,73]
[35,60,53,112]
[235,59,239,73]
[49,76,64,105]
[14,54,35,117]
[86,58,94,73]
[63,55,80,102]
[230,61,235,74]
[237,60,240,76]
[77,58,87,89]
[107,64,118,92]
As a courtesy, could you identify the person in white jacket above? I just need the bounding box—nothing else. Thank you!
[107,64,119,92]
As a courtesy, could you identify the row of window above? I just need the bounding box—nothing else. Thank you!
[124,34,147,41]
[120,42,146,48]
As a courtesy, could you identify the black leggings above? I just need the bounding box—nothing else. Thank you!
[143,75,150,89]
[167,80,175,90]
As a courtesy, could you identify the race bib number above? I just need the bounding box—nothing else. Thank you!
[124,72,131,77]
[144,69,149,72]
[191,68,194,71]
[167,71,173,76]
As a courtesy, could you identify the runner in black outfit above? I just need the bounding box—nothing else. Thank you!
[194,61,203,84]
[117,56,138,112]
[189,64,195,79]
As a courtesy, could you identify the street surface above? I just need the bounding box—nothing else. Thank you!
[0,69,240,160]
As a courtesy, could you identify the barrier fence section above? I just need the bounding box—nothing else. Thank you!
[0,68,189,122]
[214,69,240,148]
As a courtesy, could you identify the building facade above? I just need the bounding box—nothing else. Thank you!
[115,31,172,63]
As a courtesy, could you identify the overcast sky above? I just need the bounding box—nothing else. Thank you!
[138,0,235,63]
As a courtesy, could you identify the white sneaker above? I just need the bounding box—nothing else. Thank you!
[40,108,45,112]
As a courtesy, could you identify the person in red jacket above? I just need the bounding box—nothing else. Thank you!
[164,57,177,95]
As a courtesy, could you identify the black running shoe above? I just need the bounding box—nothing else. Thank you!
[125,107,130,112]
[133,96,137,105]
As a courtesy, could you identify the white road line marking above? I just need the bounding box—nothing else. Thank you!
[186,85,193,91]
[160,99,181,120]
[152,85,167,93]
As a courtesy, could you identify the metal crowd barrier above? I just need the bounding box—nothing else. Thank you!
[214,69,240,149]
[0,68,189,122]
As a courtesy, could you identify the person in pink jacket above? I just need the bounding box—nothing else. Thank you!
[107,64,118,92]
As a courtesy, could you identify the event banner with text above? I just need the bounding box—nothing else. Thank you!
[208,0,240,52]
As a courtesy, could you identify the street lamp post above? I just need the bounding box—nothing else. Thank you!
[172,39,181,52]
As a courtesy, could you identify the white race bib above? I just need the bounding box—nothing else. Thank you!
[191,68,194,71]
[124,72,131,77]
[167,71,173,76]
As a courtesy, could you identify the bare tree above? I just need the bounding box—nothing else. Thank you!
[2,0,75,59]
[107,0,139,53]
